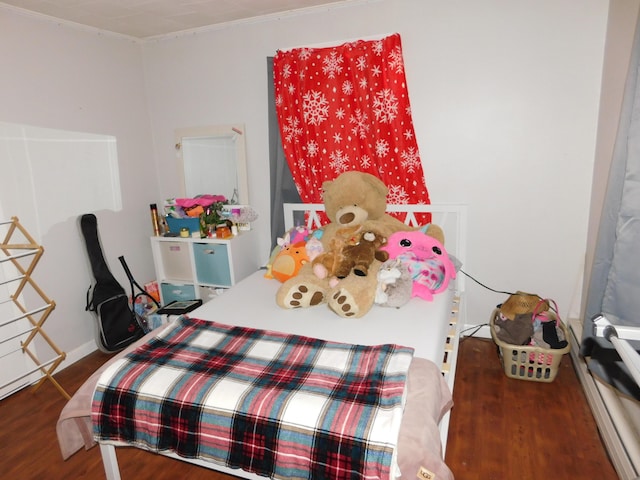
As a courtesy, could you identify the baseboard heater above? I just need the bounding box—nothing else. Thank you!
[569,319,640,480]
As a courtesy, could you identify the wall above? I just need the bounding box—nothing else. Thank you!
[0,7,158,363]
[0,0,612,366]
[143,0,609,328]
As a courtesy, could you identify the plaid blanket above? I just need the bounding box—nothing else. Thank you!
[92,317,414,480]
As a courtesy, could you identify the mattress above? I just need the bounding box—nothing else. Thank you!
[191,269,455,365]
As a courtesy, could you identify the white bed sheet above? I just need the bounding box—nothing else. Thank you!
[188,269,454,365]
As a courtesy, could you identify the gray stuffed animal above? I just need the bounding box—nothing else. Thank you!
[375,259,412,308]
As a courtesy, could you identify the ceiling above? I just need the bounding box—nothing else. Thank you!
[1,0,357,39]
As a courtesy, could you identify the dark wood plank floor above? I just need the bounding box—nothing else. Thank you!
[445,337,617,480]
[0,337,617,479]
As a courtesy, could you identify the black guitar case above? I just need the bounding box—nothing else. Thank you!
[80,214,157,352]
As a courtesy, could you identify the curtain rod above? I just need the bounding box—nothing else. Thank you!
[277,32,396,53]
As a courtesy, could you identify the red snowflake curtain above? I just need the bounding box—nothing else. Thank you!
[273,33,431,222]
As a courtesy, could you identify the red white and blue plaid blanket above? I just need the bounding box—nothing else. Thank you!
[91,317,414,480]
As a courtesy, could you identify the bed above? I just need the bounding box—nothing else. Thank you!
[57,203,467,480]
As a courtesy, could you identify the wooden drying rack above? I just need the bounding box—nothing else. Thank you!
[0,217,69,400]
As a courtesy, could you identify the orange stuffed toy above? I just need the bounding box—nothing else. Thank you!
[270,242,309,283]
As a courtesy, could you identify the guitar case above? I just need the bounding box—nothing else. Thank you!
[79,214,157,352]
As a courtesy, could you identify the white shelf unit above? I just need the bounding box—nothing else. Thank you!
[0,217,69,400]
[150,230,260,305]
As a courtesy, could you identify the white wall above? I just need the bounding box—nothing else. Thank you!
[0,7,158,362]
[0,0,611,365]
[143,0,609,326]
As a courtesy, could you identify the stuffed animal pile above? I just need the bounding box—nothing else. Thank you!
[275,171,448,318]
[380,228,457,302]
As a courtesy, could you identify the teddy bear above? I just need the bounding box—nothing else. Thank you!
[341,230,389,277]
[275,170,444,318]
[313,228,388,282]
[380,227,456,301]
[311,225,361,281]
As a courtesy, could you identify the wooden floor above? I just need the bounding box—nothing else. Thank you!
[445,337,617,480]
[0,337,618,479]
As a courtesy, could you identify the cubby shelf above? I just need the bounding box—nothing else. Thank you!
[150,230,261,305]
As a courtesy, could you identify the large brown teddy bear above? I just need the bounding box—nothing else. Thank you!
[275,171,443,318]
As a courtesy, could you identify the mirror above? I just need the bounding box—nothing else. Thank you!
[176,124,249,204]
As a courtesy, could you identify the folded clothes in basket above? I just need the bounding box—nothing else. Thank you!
[493,309,567,349]
[493,312,533,345]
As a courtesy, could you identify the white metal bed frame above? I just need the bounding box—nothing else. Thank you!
[98,203,468,480]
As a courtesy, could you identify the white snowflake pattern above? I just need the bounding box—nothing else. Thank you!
[275,94,283,107]
[306,140,319,157]
[372,40,384,56]
[322,51,344,79]
[329,150,350,173]
[298,48,312,60]
[282,63,292,79]
[371,65,382,77]
[387,184,410,204]
[349,109,370,139]
[287,83,296,95]
[356,56,367,71]
[403,129,414,140]
[375,139,390,157]
[333,132,343,143]
[359,154,372,169]
[373,89,399,123]
[359,77,368,89]
[283,116,303,143]
[335,108,346,120]
[388,46,404,74]
[302,90,329,126]
[342,81,354,95]
[400,147,421,173]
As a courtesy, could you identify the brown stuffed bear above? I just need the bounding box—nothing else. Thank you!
[313,228,388,281]
[275,171,444,318]
[341,230,389,277]
[311,225,361,281]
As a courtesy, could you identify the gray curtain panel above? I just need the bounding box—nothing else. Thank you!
[267,57,301,251]
[580,10,640,400]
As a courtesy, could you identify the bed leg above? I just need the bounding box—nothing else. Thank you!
[99,444,121,480]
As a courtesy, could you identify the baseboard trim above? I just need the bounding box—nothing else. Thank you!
[58,339,98,371]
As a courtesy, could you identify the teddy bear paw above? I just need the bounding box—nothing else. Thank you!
[329,288,360,317]
[283,284,325,308]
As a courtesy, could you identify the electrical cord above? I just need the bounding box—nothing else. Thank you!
[457,269,557,341]
[458,269,518,341]
[459,323,488,339]
[459,268,514,296]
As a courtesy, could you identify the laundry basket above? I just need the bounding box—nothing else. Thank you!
[490,309,570,383]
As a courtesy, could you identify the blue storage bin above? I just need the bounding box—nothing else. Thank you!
[166,216,200,235]
[193,242,232,286]
[160,282,196,304]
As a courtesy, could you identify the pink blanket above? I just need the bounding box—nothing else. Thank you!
[57,329,453,479]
